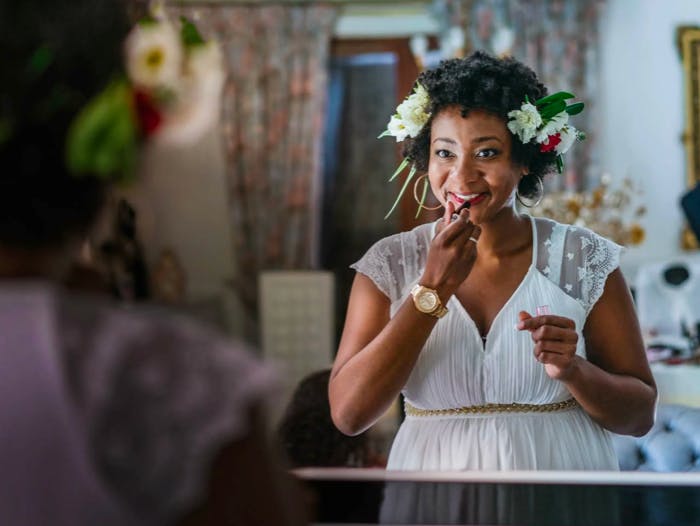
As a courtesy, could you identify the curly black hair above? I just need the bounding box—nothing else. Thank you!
[277,369,371,468]
[0,0,129,248]
[403,51,556,198]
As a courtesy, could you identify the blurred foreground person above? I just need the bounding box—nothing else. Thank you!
[0,1,306,524]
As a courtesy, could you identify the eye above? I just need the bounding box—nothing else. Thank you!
[435,149,454,159]
[476,148,499,159]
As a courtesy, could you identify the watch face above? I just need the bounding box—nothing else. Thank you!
[417,291,438,311]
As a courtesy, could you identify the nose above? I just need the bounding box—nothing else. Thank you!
[449,156,481,186]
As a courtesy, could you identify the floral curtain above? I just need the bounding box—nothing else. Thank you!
[438,0,606,190]
[170,4,338,337]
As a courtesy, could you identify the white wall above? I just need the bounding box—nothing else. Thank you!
[599,0,700,281]
[116,127,242,334]
[335,1,436,37]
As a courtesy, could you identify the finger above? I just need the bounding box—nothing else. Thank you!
[533,340,577,355]
[535,350,566,365]
[518,314,576,331]
[436,201,454,235]
[535,351,576,374]
[440,215,476,244]
[464,218,481,246]
[518,311,533,322]
[530,325,579,344]
[443,200,454,224]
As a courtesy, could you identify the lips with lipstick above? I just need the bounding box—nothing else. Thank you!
[448,191,488,210]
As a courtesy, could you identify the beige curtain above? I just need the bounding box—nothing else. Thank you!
[171,4,338,339]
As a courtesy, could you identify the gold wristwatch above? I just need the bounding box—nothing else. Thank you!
[410,284,448,318]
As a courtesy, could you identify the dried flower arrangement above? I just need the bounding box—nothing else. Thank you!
[529,175,646,246]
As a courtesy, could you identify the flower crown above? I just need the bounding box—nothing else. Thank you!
[66,8,224,183]
[506,92,586,172]
[379,86,585,218]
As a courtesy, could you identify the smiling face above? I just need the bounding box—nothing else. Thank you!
[428,106,527,225]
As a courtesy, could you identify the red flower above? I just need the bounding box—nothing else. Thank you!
[133,89,163,137]
[539,133,562,153]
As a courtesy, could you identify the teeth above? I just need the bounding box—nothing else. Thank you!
[454,192,480,201]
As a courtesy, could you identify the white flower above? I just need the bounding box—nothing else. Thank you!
[381,84,431,141]
[401,112,427,137]
[535,111,569,144]
[411,83,430,107]
[125,21,182,90]
[555,125,579,155]
[184,40,223,81]
[387,115,410,142]
[507,102,542,143]
[157,41,226,145]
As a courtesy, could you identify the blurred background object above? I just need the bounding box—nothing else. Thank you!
[151,247,187,304]
[98,198,151,301]
[529,174,647,247]
[278,369,388,468]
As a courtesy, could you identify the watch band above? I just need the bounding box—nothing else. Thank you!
[410,284,448,318]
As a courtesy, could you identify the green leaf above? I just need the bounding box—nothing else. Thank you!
[377,129,392,139]
[388,157,409,182]
[534,91,574,106]
[66,79,138,181]
[181,16,205,48]
[556,155,564,174]
[415,176,429,218]
[385,164,416,219]
[539,99,566,120]
[27,46,53,78]
[138,16,158,27]
[565,102,584,116]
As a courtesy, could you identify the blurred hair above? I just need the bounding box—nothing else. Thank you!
[0,0,129,248]
[277,369,371,468]
[402,51,556,198]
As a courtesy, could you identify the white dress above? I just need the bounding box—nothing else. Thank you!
[351,215,622,471]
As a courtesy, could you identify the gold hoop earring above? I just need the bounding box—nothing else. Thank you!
[413,174,443,214]
[516,176,544,208]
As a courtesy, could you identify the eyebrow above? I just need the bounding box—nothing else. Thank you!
[432,136,504,145]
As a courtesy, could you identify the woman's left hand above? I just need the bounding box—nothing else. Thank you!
[517,311,580,381]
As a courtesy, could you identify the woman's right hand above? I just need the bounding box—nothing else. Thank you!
[420,201,481,299]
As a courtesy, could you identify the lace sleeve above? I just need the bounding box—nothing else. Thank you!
[84,310,277,523]
[536,220,622,316]
[566,227,623,315]
[350,235,402,301]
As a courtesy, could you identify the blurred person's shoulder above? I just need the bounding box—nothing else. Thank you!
[47,284,278,520]
[47,284,275,411]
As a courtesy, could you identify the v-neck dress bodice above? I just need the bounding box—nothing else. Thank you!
[351,215,623,471]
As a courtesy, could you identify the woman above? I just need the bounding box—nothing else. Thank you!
[0,1,306,524]
[329,51,656,471]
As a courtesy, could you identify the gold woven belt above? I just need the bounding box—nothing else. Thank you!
[404,398,578,417]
